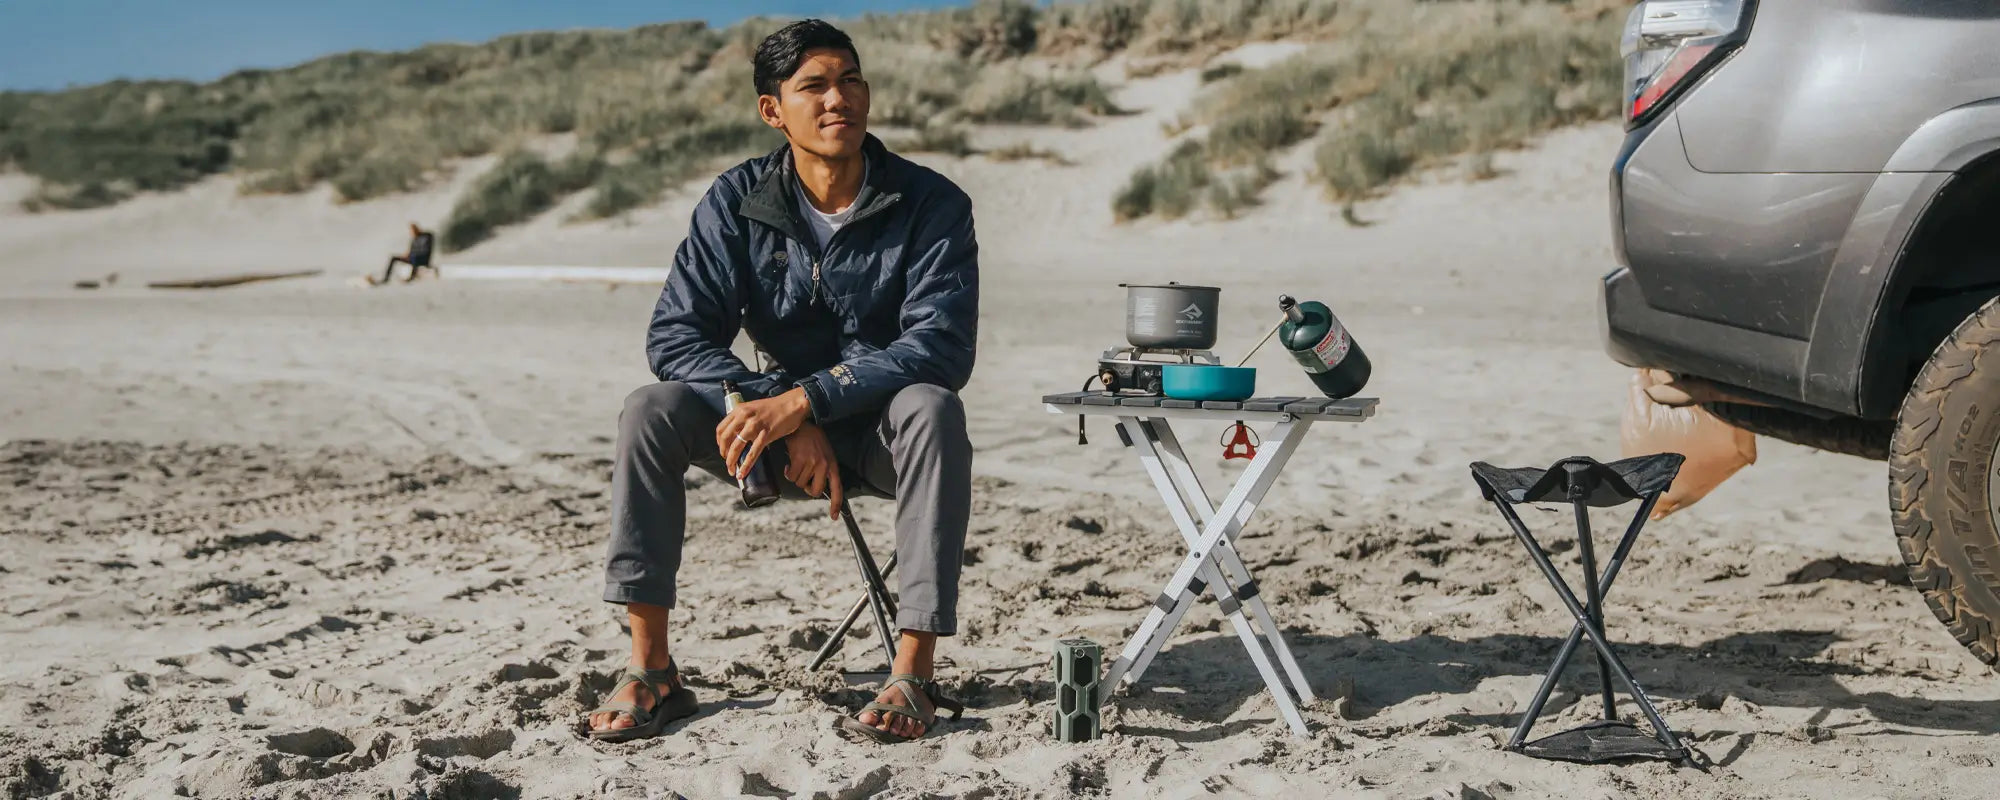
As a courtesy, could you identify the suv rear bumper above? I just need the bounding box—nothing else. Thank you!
[1599,265,1813,410]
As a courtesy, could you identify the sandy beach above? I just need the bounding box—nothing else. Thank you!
[4,57,1997,800]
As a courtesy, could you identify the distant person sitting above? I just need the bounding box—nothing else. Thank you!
[372,223,436,285]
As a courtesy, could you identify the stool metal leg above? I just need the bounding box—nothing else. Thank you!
[1571,498,1617,720]
[1490,496,1685,757]
[1508,492,1660,750]
[808,553,898,671]
[838,500,899,668]
[1101,416,1313,738]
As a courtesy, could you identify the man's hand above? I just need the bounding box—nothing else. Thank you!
[782,423,845,519]
[718,387,813,484]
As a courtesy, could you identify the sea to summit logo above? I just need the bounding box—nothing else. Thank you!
[1180,303,1205,320]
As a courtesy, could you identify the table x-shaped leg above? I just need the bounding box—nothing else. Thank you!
[1122,419,1317,699]
[1100,415,1315,737]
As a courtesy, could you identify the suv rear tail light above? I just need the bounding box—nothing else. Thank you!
[1620,0,1754,126]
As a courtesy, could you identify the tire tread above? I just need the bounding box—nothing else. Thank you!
[1891,297,2000,668]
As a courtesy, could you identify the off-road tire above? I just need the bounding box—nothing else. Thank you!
[1890,296,2000,669]
[1702,402,1893,461]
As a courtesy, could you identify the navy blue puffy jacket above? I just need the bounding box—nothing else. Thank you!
[645,134,979,424]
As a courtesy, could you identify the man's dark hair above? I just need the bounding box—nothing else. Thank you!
[753,19,862,97]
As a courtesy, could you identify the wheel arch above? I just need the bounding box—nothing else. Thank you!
[1804,98,2000,419]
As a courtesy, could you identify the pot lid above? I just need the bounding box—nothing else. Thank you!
[1118,282,1220,291]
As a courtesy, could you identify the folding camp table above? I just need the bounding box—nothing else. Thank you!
[1043,391,1378,738]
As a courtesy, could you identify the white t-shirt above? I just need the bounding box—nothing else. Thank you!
[793,166,865,253]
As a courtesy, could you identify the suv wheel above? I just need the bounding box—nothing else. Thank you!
[1891,296,2000,668]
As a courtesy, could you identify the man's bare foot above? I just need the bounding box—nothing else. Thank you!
[855,630,938,738]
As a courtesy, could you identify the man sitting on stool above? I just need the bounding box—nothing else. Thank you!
[587,19,980,745]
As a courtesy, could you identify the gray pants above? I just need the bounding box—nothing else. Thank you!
[602,381,972,635]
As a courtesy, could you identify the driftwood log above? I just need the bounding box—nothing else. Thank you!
[146,270,323,290]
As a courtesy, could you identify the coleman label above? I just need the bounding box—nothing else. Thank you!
[1291,323,1350,373]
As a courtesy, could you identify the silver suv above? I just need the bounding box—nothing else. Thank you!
[1602,0,2000,668]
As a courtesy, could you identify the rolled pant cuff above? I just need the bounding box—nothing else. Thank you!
[896,609,955,636]
[603,584,676,609]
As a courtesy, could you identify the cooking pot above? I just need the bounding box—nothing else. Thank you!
[1122,282,1220,350]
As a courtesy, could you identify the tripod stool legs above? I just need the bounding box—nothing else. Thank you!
[808,500,902,672]
[1505,492,1652,749]
[1492,492,1689,763]
[808,553,899,671]
[844,501,900,668]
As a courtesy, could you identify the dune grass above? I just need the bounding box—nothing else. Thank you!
[988,141,1071,165]
[1113,140,1210,221]
[1115,0,1627,221]
[1032,0,1347,60]
[578,115,783,222]
[439,148,606,251]
[1112,140,1275,222]
[0,10,1119,239]
[1312,24,1621,203]
[896,124,978,158]
[955,68,1123,126]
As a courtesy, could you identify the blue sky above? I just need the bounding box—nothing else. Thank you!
[0,1,967,91]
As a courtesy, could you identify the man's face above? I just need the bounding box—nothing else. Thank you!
[759,47,869,160]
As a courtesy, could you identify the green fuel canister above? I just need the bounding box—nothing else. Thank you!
[1276,294,1371,399]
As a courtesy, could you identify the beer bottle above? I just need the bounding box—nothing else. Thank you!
[721,380,781,508]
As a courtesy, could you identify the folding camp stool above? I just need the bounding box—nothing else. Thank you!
[1044,391,1379,739]
[1468,453,1693,765]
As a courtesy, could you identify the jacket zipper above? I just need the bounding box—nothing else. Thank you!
[803,192,899,308]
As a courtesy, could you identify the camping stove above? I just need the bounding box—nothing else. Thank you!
[1097,346,1221,395]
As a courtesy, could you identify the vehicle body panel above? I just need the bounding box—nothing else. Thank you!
[1603,0,2000,418]
[1676,0,2000,174]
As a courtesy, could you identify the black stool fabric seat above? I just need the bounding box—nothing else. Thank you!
[1470,454,1681,507]
[1468,453,1695,766]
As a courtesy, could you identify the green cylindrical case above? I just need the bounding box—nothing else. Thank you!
[1053,638,1103,742]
